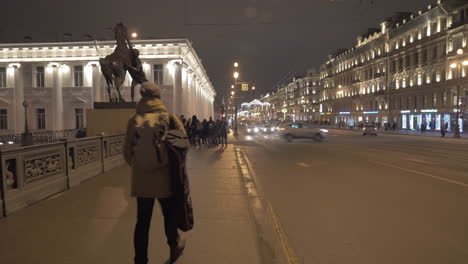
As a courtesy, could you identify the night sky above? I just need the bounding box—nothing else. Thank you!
[1,0,433,104]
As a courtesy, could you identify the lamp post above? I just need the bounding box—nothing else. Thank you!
[233,70,239,136]
[450,49,467,138]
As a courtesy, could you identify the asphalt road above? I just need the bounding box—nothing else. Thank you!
[235,129,468,264]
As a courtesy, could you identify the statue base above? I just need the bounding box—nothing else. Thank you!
[21,132,33,146]
[87,102,137,137]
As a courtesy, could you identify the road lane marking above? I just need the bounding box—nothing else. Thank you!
[372,160,468,188]
[236,147,301,264]
[296,162,310,168]
[404,158,436,165]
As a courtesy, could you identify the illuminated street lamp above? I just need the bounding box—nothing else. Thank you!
[233,72,239,79]
[131,32,138,38]
[231,84,235,89]
[234,62,239,68]
[231,91,235,96]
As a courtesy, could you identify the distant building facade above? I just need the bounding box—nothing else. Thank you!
[264,69,321,121]
[320,0,467,131]
[0,39,215,134]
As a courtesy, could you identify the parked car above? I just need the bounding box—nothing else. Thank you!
[278,122,328,142]
[362,124,378,136]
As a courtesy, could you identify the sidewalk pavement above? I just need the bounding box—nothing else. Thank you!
[0,145,262,264]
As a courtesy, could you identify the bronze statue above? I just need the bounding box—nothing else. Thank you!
[99,23,147,102]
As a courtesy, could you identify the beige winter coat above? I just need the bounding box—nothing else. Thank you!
[123,97,185,198]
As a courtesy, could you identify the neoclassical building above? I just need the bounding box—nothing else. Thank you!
[0,39,215,135]
[320,0,467,131]
[264,69,321,121]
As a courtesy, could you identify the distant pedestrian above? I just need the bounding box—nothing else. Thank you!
[123,82,186,264]
[218,119,228,147]
[441,124,446,137]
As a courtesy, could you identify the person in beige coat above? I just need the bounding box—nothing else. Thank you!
[123,81,186,264]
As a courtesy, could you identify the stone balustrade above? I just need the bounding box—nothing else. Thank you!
[0,134,125,217]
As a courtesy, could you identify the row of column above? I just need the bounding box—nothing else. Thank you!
[172,62,214,120]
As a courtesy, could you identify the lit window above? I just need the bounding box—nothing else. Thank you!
[35,66,45,87]
[153,64,164,85]
[74,65,83,87]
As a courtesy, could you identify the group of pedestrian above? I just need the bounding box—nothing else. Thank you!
[383,122,397,131]
[182,115,229,148]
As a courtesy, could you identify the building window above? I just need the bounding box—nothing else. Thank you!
[413,52,419,66]
[0,67,6,88]
[153,64,163,85]
[74,65,83,87]
[35,66,45,87]
[0,109,7,129]
[75,108,84,129]
[36,108,46,129]
[433,92,437,107]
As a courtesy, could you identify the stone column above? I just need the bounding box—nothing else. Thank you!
[52,66,63,130]
[92,64,102,103]
[173,62,182,115]
[11,64,24,134]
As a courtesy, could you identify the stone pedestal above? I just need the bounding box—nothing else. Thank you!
[86,102,136,137]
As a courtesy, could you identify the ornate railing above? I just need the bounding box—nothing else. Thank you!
[0,129,81,145]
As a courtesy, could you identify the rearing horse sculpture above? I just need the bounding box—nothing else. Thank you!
[99,23,133,102]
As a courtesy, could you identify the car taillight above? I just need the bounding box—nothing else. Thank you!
[279,128,286,131]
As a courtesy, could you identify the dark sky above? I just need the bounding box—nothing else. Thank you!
[1,0,432,104]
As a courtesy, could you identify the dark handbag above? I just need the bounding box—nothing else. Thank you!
[165,130,194,232]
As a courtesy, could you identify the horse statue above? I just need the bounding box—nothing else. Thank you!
[99,23,133,102]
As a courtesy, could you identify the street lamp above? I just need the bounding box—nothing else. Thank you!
[233,65,240,136]
[231,84,235,89]
[131,32,138,38]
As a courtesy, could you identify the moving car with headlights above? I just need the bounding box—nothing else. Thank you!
[246,125,261,135]
[362,123,378,136]
[279,122,328,142]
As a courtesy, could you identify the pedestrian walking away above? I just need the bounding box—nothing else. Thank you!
[123,81,188,264]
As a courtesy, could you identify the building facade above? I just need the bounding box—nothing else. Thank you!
[320,0,468,131]
[264,69,321,122]
[0,39,215,135]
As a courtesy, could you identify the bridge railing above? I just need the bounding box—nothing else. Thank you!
[0,133,125,217]
[0,129,81,145]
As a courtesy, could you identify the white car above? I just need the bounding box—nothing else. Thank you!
[279,122,328,142]
[362,124,378,136]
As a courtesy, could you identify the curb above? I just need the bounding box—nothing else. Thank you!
[325,128,468,140]
[234,147,301,264]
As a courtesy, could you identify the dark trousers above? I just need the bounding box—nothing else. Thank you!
[134,197,179,264]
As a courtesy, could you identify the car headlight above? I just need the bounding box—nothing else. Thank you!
[271,128,275,131]
[262,128,267,132]
[320,129,328,133]
[254,127,259,132]
[276,127,279,130]
[247,128,251,132]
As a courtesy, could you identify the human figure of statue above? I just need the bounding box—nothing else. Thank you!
[126,49,148,102]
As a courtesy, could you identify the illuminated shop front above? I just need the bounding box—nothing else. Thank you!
[399,109,463,132]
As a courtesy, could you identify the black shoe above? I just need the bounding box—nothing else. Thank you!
[170,239,185,263]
